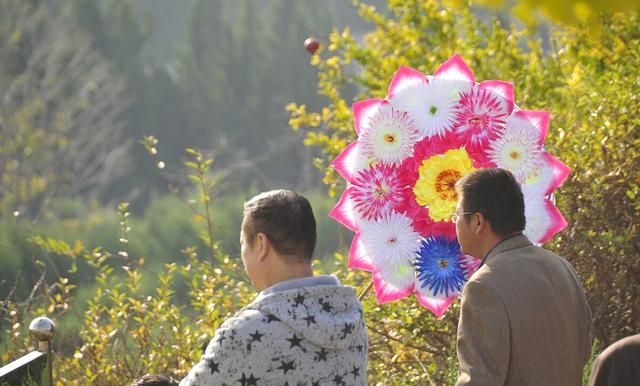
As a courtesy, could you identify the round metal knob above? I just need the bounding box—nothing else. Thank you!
[29,317,55,351]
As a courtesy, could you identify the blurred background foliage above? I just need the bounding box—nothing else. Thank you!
[452,0,640,32]
[0,0,638,385]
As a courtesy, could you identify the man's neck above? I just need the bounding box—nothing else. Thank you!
[261,260,313,290]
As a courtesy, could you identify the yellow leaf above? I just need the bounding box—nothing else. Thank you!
[73,240,84,255]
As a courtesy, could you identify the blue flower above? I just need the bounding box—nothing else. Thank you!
[414,235,465,297]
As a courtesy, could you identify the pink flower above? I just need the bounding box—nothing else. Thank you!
[351,164,406,222]
[453,84,512,155]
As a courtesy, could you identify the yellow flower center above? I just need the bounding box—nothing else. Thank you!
[413,149,476,221]
[384,133,396,143]
[510,151,520,160]
[434,170,461,201]
[438,258,448,268]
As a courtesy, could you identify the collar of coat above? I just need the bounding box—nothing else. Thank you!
[479,233,532,269]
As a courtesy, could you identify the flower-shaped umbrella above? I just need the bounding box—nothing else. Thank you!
[330,55,570,317]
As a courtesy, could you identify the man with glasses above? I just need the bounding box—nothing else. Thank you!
[452,168,592,386]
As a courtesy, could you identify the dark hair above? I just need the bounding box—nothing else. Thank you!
[243,190,316,261]
[132,374,178,386]
[455,168,525,237]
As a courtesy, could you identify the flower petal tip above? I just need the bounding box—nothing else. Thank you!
[353,98,386,137]
[434,54,475,83]
[388,66,427,98]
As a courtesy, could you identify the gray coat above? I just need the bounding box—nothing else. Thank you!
[456,234,592,386]
[180,275,368,386]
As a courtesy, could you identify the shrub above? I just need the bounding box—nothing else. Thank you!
[288,0,639,381]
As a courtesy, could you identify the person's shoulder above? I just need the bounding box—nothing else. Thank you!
[466,261,502,288]
[462,271,501,300]
[218,308,268,333]
[491,243,568,271]
[600,334,640,358]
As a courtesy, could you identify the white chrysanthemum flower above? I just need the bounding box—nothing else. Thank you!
[390,78,467,138]
[360,104,419,165]
[359,211,421,271]
[487,116,543,182]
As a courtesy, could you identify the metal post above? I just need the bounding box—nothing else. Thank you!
[29,316,55,386]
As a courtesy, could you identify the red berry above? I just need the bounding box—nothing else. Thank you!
[304,37,320,54]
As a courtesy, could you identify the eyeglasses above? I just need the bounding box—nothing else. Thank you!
[450,211,475,224]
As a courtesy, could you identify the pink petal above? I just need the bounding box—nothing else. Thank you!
[480,80,514,113]
[461,255,482,279]
[372,270,414,304]
[347,233,375,272]
[428,221,457,239]
[541,152,571,195]
[538,199,568,244]
[331,141,362,183]
[433,54,475,84]
[515,110,550,145]
[388,65,427,99]
[415,291,456,318]
[353,98,386,137]
[328,187,359,232]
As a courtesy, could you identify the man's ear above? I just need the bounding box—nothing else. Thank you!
[255,232,270,262]
[473,212,487,235]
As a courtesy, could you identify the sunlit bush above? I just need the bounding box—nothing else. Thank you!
[288,0,638,383]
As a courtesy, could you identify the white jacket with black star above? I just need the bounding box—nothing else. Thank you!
[179,275,368,386]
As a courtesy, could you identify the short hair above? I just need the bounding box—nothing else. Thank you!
[242,190,316,261]
[455,168,525,237]
[132,374,178,386]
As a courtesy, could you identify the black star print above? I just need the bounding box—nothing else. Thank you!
[356,344,364,353]
[249,330,264,342]
[237,372,259,386]
[302,314,316,326]
[319,299,333,313]
[332,374,345,385]
[314,348,328,361]
[340,322,354,339]
[286,333,303,348]
[277,360,296,374]
[351,365,360,378]
[206,359,220,374]
[216,334,227,346]
[293,293,305,306]
[264,314,280,323]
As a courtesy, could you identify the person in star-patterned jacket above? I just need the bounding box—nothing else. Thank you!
[180,190,368,386]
